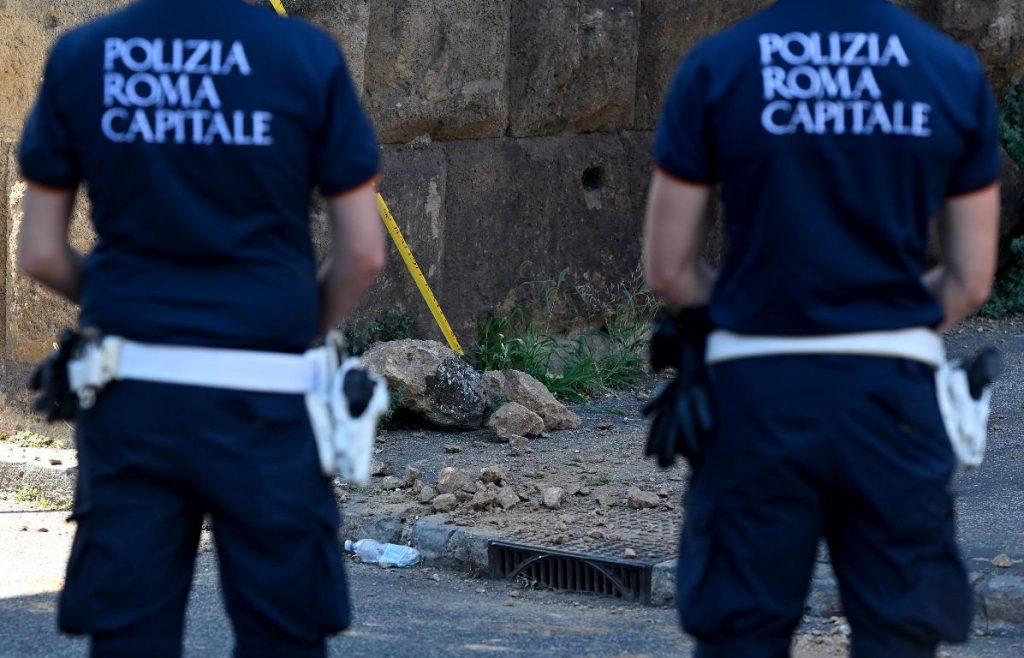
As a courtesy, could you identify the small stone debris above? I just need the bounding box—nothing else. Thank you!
[552,534,567,545]
[430,573,441,582]
[588,530,605,540]
[411,479,425,496]
[418,486,437,504]
[19,526,28,532]
[496,488,520,510]
[542,487,566,510]
[49,459,63,466]
[37,527,49,533]
[626,488,661,509]
[508,435,530,454]
[443,444,462,454]
[371,460,395,477]
[596,422,614,431]
[404,466,422,486]
[992,553,1016,568]
[381,476,403,491]
[480,464,508,485]
[432,493,459,512]
[623,548,637,558]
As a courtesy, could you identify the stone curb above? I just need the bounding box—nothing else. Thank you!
[0,448,76,509]
[5,456,1021,635]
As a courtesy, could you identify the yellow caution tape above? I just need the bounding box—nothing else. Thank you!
[268,0,287,16]
[376,194,465,356]
[267,1,465,355]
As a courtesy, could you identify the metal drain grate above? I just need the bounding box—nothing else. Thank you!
[488,541,656,603]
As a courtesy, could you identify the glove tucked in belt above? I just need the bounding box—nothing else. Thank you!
[643,306,715,469]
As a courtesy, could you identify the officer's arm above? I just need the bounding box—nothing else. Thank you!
[318,184,386,334]
[643,171,717,310]
[924,184,1000,332]
[17,184,84,303]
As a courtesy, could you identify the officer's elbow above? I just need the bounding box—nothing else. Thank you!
[18,241,59,281]
[353,244,385,280]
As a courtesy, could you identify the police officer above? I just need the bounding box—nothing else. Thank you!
[17,0,384,655]
[643,1,1001,656]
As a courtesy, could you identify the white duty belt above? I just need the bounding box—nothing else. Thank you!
[704,327,990,471]
[66,332,388,484]
[705,327,946,368]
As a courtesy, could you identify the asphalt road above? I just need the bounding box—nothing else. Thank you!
[1,502,1021,658]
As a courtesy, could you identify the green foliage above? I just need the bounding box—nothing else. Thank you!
[585,474,615,487]
[15,486,70,511]
[1002,79,1024,169]
[473,274,658,401]
[8,430,55,448]
[980,237,1024,318]
[344,308,416,356]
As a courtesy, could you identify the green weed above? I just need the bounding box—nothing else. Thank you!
[14,486,70,511]
[1001,79,1024,170]
[980,237,1024,318]
[586,474,615,487]
[473,270,657,401]
[8,430,55,448]
[344,308,416,356]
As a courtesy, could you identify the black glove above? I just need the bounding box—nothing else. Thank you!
[29,330,84,422]
[643,307,714,468]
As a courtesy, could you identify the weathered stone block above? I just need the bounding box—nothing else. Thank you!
[363,0,510,143]
[442,133,644,339]
[634,0,772,130]
[0,0,133,140]
[274,0,371,93]
[510,0,638,137]
[5,146,94,363]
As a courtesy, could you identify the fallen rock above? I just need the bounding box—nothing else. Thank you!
[362,340,487,429]
[404,466,422,487]
[508,435,530,454]
[992,553,1016,568]
[418,485,437,504]
[371,459,395,477]
[627,488,661,510]
[432,493,459,512]
[381,476,403,491]
[436,467,478,495]
[487,402,545,442]
[471,490,498,511]
[480,464,508,485]
[624,548,637,559]
[484,370,582,431]
[496,488,521,510]
[411,479,425,496]
[542,487,566,510]
[443,444,462,454]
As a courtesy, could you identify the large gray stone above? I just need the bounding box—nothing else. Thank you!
[483,370,582,431]
[362,340,486,429]
[510,0,639,137]
[441,133,645,339]
[363,0,510,143]
[5,157,95,363]
[276,0,372,93]
[0,0,133,140]
[634,0,773,130]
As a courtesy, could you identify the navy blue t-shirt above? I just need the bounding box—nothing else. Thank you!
[19,0,379,352]
[653,0,1001,336]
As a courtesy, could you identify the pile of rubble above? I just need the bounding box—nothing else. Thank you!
[361,340,582,447]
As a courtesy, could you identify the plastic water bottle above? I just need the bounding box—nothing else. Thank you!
[344,539,421,568]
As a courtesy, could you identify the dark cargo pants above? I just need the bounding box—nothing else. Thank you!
[678,355,971,658]
[59,380,349,658]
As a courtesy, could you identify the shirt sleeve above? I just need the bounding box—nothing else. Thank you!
[18,45,82,190]
[313,46,381,197]
[652,45,719,186]
[946,59,1001,197]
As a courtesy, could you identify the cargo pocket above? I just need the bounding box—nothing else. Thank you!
[677,500,720,636]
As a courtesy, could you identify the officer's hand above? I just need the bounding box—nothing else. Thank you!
[29,330,82,422]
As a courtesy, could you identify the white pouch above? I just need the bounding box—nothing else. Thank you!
[304,332,389,483]
[935,360,992,470]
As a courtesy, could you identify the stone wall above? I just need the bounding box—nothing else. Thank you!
[1,0,1023,366]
